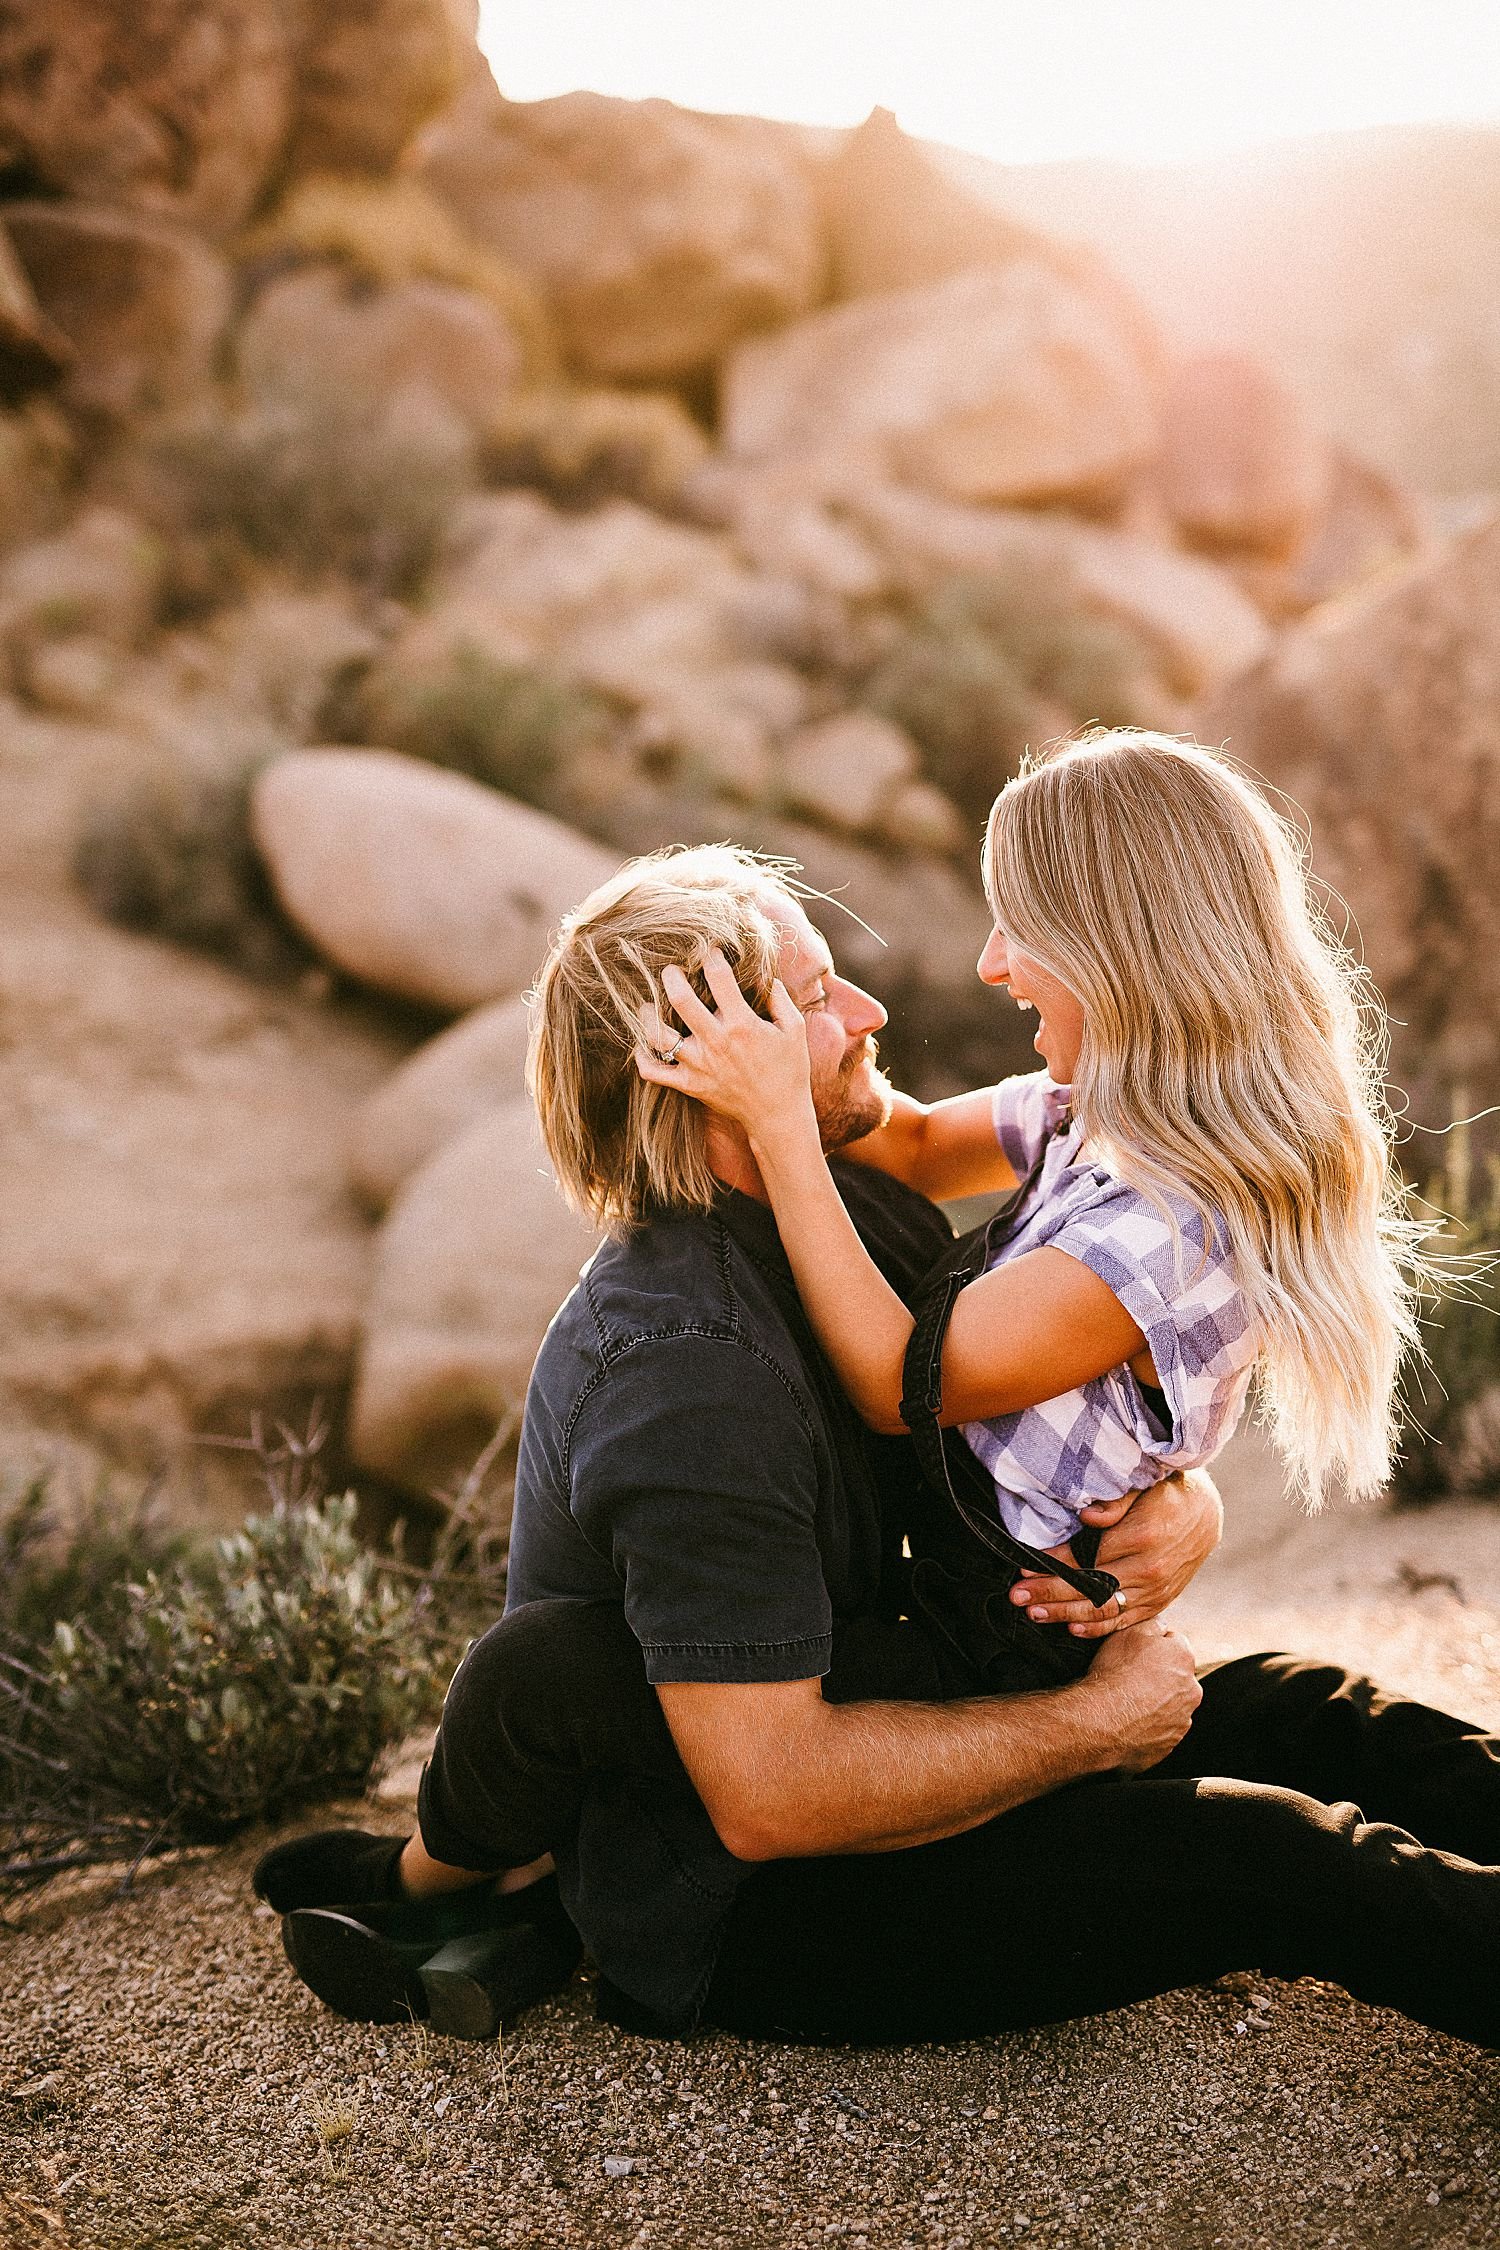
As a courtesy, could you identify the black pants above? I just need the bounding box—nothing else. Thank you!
[417,1603,1500,2049]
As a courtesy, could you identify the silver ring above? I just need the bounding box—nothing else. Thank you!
[658,1033,685,1066]
[1111,1588,1127,1611]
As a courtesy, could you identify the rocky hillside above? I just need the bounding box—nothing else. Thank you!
[0,13,1494,1509]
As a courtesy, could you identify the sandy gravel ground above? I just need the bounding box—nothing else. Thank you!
[3,1434,1499,2250]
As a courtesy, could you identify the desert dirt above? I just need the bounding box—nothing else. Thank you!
[2,1430,1498,2250]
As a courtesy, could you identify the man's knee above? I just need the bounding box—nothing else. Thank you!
[441,1599,666,1768]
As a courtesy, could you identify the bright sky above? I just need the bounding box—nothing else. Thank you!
[478,0,1500,167]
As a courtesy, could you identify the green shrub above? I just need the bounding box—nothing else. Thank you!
[141,391,476,601]
[861,557,1159,823]
[0,1491,458,1890]
[365,640,611,815]
[72,746,310,978]
[480,386,708,515]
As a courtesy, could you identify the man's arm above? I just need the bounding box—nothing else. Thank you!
[1009,1468,1224,1637]
[657,1622,1201,1862]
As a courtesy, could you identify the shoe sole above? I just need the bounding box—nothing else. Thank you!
[281,1910,429,2026]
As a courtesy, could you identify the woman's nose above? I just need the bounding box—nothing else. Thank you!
[978,930,1009,986]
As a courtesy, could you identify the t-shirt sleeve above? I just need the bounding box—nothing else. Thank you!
[991,1071,1071,1177]
[1046,1184,1255,1457]
[566,1333,832,1686]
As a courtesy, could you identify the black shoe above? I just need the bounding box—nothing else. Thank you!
[281,1881,583,2038]
[420,1919,580,2040]
[281,1906,432,2026]
[253,1828,407,1913]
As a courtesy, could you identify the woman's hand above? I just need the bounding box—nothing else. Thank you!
[635,947,817,1148]
[1010,1469,1223,1637]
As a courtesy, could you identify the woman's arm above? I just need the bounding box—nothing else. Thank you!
[638,953,1145,1435]
[838,1088,1020,1202]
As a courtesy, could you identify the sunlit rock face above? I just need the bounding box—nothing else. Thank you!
[416,85,826,381]
[722,263,1160,513]
[1198,512,1500,1120]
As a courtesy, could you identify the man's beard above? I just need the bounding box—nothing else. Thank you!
[816,1038,895,1154]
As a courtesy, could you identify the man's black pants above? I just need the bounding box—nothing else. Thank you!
[417,1602,1500,2049]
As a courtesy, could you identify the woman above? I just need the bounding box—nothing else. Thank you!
[636,731,1431,1548]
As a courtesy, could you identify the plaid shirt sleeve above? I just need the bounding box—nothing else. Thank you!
[1045,1182,1256,1459]
[992,1071,1073,1179]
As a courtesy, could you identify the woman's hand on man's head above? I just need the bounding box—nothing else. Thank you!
[635,946,816,1145]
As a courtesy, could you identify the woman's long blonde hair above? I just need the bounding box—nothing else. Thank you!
[985,729,1431,1504]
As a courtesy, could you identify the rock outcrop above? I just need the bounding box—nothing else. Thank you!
[4,202,232,429]
[0,0,473,239]
[348,992,533,1212]
[1160,352,1333,560]
[351,1099,598,1491]
[1198,511,1500,1110]
[236,262,528,430]
[722,263,1159,510]
[250,748,619,1012]
[417,85,824,380]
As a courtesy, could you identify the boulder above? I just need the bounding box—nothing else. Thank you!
[282,0,473,180]
[0,0,297,236]
[878,778,965,857]
[349,992,533,1211]
[250,747,620,1011]
[351,1100,599,1492]
[416,85,824,380]
[816,106,1162,371]
[4,202,232,429]
[1197,512,1500,1112]
[849,483,1270,704]
[1278,446,1429,615]
[0,219,73,399]
[721,263,1159,510]
[0,507,166,681]
[367,491,815,769]
[1160,353,1333,560]
[780,710,917,834]
[236,262,528,432]
[0,401,74,555]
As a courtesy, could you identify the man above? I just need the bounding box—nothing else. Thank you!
[261,846,1500,2049]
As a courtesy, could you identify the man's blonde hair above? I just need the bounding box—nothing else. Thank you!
[984,729,1435,1505]
[528,844,795,1233]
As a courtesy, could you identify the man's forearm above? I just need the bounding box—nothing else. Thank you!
[687,1679,1118,1862]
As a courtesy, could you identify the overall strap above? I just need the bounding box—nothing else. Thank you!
[899,1135,1120,1612]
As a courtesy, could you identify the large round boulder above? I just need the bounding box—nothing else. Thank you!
[722,262,1159,511]
[349,992,533,1212]
[250,748,620,1011]
[1160,353,1333,561]
[1197,511,1500,1117]
[236,262,528,431]
[4,202,231,428]
[417,86,824,380]
[350,1100,599,1493]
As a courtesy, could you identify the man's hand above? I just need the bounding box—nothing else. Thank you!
[1075,1621,1203,1771]
[1009,1468,1223,1638]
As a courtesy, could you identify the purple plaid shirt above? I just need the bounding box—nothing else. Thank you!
[961,1073,1257,1551]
